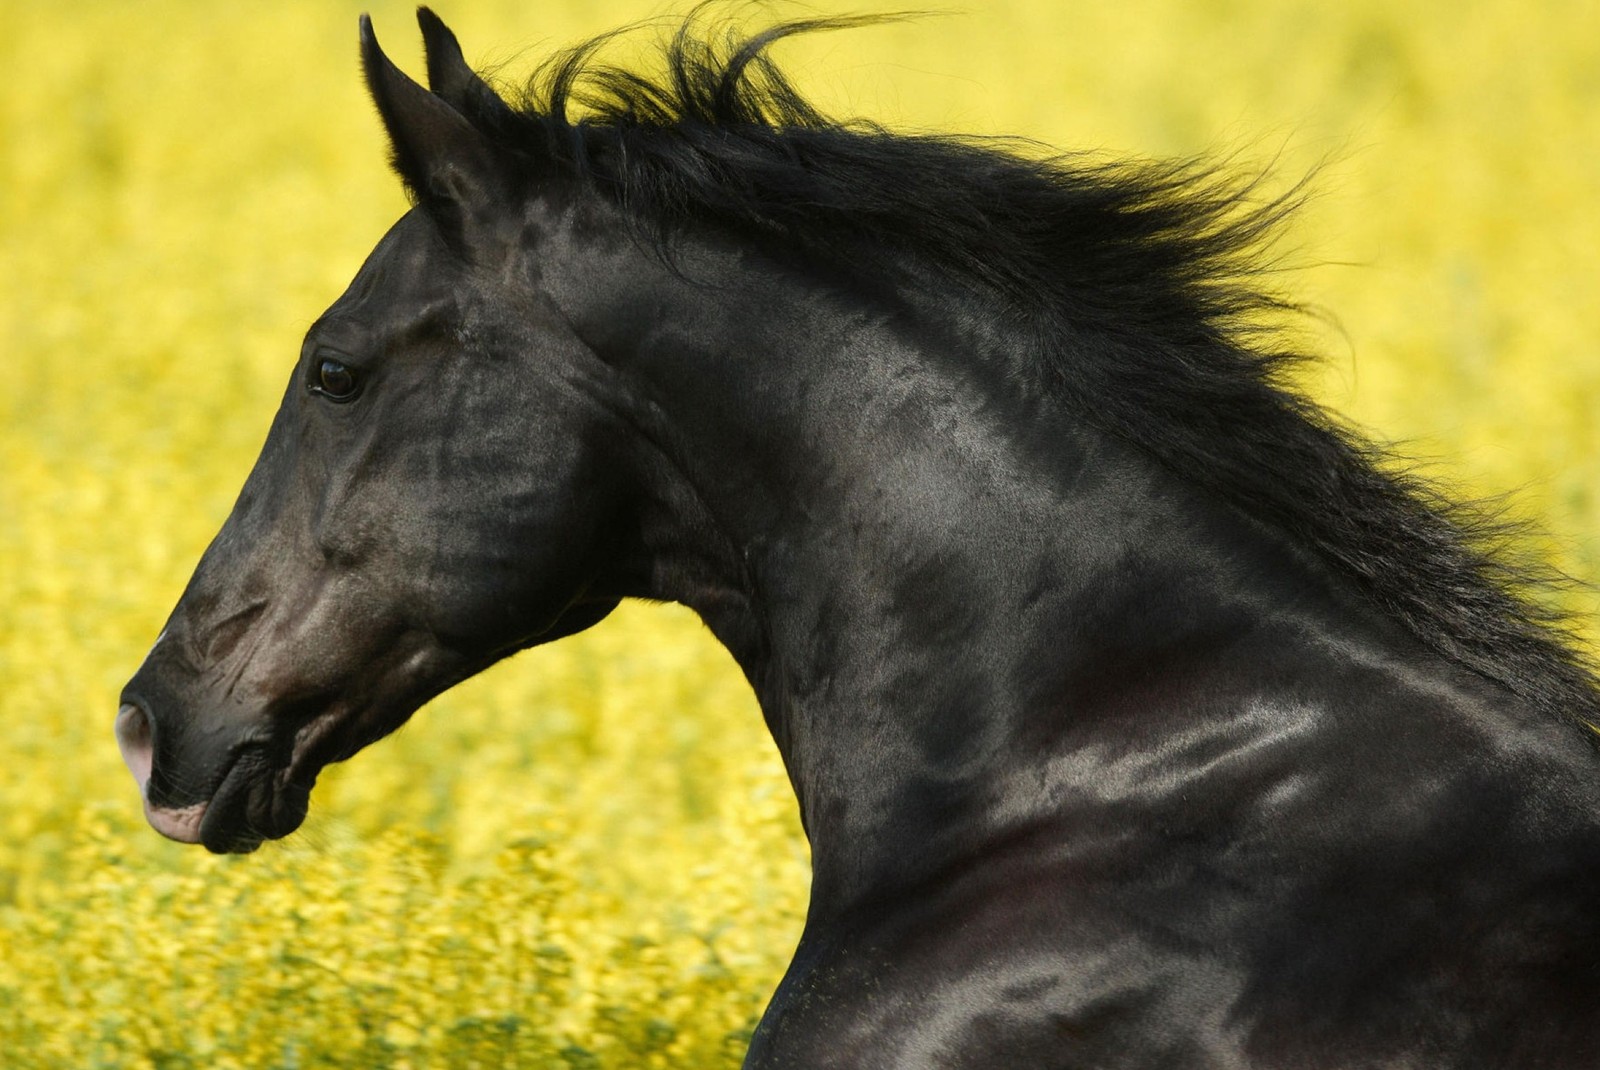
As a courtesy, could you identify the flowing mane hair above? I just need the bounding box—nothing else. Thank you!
[448,12,1600,732]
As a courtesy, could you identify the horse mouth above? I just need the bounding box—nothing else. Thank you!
[155,748,311,855]
[196,748,312,854]
[116,702,314,855]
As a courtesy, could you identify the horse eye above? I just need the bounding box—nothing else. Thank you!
[314,358,359,401]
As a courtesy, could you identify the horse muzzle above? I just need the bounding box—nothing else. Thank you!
[115,701,210,844]
[114,695,310,854]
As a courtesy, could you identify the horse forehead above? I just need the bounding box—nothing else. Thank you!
[334,210,462,314]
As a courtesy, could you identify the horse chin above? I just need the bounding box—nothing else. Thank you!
[189,748,311,855]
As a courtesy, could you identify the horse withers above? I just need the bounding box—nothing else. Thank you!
[118,10,1600,1067]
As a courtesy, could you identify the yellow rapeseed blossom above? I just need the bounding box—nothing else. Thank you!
[3,1,1595,1066]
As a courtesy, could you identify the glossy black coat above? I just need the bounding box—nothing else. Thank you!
[119,11,1600,1067]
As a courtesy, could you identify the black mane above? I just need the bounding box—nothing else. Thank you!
[456,13,1600,730]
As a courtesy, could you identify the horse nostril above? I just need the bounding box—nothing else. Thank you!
[115,702,154,791]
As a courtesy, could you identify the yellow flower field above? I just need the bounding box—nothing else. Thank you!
[2,1,1596,1066]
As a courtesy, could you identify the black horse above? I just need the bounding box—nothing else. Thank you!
[117,10,1600,1067]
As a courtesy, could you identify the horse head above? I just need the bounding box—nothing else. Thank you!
[117,13,636,853]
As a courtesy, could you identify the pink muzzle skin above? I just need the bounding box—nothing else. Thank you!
[115,703,206,844]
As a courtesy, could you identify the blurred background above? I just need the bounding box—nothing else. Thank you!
[2,0,1596,1065]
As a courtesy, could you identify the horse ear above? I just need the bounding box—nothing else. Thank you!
[416,7,516,124]
[359,14,511,243]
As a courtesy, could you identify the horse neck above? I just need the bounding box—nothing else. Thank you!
[584,239,1370,913]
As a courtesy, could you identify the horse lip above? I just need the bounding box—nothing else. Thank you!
[197,748,273,854]
[158,705,338,855]
[145,799,208,844]
[133,743,275,854]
